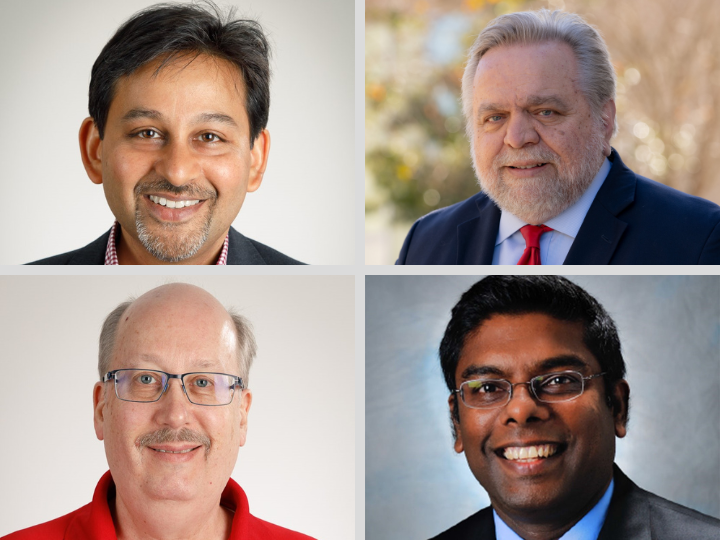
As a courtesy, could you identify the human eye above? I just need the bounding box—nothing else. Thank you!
[537,109,554,118]
[189,374,215,388]
[134,129,162,139]
[198,132,223,143]
[537,372,582,394]
[485,115,503,123]
[135,371,160,385]
[467,379,505,394]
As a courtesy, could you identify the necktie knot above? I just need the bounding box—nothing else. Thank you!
[517,224,553,265]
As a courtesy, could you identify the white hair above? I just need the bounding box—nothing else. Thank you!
[461,8,617,141]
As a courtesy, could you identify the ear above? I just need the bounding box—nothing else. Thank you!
[600,99,616,157]
[246,129,270,193]
[237,389,252,447]
[93,381,107,441]
[448,393,464,454]
[79,117,104,185]
[611,379,630,438]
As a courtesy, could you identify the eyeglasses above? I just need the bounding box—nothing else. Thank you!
[103,369,244,406]
[453,370,606,409]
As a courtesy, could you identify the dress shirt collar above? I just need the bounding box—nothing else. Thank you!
[104,221,229,265]
[493,478,615,540]
[495,157,612,245]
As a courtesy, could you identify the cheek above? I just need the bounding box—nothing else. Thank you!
[105,145,153,193]
[203,152,248,196]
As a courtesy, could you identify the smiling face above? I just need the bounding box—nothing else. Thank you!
[93,284,251,506]
[80,54,270,264]
[470,42,614,224]
[451,312,627,529]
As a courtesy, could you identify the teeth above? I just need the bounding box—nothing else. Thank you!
[515,164,544,169]
[503,444,558,461]
[149,195,200,208]
[152,447,196,454]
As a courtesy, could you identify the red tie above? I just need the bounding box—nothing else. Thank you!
[517,225,553,265]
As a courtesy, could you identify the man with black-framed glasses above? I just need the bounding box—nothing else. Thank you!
[432,275,719,540]
[3,282,314,540]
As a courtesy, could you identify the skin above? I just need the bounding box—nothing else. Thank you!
[93,283,252,540]
[80,54,270,265]
[450,313,629,540]
[470,42,616,224]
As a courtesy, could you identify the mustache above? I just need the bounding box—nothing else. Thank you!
[493,147,560,168]
[136,427,211,455]
[134,178,217,201]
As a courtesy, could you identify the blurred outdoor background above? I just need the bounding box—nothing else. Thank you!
[365,0,720,264]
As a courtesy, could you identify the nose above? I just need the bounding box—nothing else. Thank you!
[153,378,190,428]
[501,382,550,425]
[503,111,540,149]
[154,139,202,187]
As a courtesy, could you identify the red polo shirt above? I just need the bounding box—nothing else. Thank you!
[2,471,315,539]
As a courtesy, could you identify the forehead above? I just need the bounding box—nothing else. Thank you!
[107,53,248,129]
[113,294,238,372]
[457,312,600,380]
[472,41,581,108]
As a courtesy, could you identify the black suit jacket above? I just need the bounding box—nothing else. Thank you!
[26,226,304,265]
[397,150,720,264]
[429,466,720,540]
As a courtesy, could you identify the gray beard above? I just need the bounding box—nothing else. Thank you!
[136,210,213,263]
[475,128,606,225]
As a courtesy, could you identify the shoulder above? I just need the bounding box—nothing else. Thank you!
[25,230,110,265]
[227,228,305,265]
[411,192,490,233]
[0,505,87,540]
[642,488,720,539]
[427,507,494,540]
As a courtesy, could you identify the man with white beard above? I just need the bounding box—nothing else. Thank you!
[396,9,720,265]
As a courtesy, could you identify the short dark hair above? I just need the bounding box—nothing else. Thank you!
[89,1,271,146]
[440,276,627,420]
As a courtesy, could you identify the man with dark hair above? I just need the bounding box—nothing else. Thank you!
[29,1,302,265]
[434,275,720,539]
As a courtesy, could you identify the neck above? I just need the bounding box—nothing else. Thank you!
[116,227,225,265]
[493,476,612,540]
[110,490,233,540]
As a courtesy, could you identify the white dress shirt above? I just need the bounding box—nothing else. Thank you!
[493,479,615,540]
[492,158,612,265]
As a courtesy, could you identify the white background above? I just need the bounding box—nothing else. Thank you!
[0,275,355,539]
[0,0,355,265]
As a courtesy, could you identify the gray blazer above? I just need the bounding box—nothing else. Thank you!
[429,466,720,540]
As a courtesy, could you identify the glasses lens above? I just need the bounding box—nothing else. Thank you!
[533,371,584,402]
[183,373,236,405]
[116,369,166,402]
[462,379,510,408]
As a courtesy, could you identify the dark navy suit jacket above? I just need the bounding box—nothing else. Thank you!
[27,226,304,265]
[429,466,720,540]
[397,150,720,265]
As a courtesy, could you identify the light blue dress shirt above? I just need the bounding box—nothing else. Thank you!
[492,158,612,265]
[493,479,615,540]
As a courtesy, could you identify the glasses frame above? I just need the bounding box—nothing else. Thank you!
[453,370,607,410]
[102,369,245,407]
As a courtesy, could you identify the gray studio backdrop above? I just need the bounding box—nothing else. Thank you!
[366,275,720,540]
[0,275,355,539]
[0,0,353,265]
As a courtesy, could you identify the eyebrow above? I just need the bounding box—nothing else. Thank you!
[476,95,570,119]
[460,354,591,381]
[129,355,220,372]
[120,108,238,128]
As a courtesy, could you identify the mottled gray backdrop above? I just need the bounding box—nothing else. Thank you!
[366,275,720,539]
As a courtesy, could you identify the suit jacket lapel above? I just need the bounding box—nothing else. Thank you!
[226,227,267,265]
[456,196,501,264]
[67,229,112,265]
[597,466,652,540]
[564,150,635,264]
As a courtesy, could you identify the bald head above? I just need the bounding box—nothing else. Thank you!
[98,283,256,383]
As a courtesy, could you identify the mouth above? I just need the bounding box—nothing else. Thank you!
[150,446,201,454]
[496,442,567,463]
[508,163,548,170]
[148,195,202,209]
